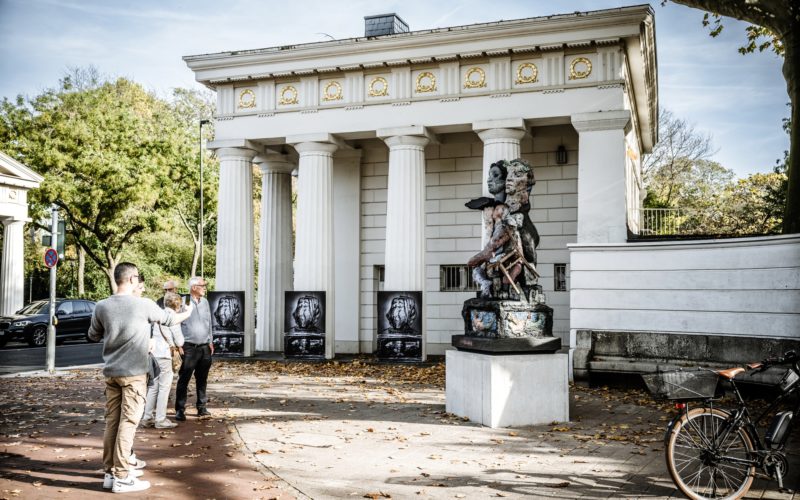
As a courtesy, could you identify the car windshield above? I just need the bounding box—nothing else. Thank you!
[17,301,50,315]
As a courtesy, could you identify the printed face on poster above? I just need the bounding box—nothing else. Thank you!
[207,290,245,357]
[376,291,422,361]
[284,291,326,359]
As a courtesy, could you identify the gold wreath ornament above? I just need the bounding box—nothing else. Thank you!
[463,67,486,89]
[368,77,389,97]
[322,81,343,101]
[515,63,539,84]
[278,85,299,105]
[569,57,592,80]
[415,72,437,93]
[238,89,256,109]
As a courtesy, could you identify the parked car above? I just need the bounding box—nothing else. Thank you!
[0,299,96,347]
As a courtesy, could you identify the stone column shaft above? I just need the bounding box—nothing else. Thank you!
[293,141,337,359]
[383,136,429,291]
[571,110,631,243]
[215,147,257,355]
[256,157,294,352]
[0,220,25,315]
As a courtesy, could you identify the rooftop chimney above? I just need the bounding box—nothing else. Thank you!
[364,13,409,37]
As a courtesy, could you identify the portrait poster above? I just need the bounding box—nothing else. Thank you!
[376,291,422,362]
[207,290,245,357]
[284,291,326,359]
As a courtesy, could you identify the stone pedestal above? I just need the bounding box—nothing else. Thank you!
[445,350,569,428]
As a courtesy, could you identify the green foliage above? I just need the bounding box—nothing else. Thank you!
[0,69,219,297]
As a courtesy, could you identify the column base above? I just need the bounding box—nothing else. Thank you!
[445,350,569,428]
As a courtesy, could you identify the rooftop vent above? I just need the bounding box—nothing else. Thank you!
[364,13,409,37]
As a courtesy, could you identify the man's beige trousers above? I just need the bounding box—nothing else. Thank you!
[103,374,146,478]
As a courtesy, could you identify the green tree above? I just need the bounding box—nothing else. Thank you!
[0,73,197,293]
[669,0,799,233]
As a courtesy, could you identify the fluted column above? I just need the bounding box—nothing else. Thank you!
[475,120,526,246]
[571,110,631,243]
[214,146,257,356]
[381,135,429,291]
[0,219,25,315]
[291,141,337,359]
[254,155,294,352]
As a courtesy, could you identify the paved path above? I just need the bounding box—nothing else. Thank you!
[0,358,797,499]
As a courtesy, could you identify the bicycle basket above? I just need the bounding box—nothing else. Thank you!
[642,369,720,401]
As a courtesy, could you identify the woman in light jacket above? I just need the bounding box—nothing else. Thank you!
[141,292,185,429]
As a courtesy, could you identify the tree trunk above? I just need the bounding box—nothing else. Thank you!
[77,246,85,297]
[783,28,799,233]
[104,253,119,294]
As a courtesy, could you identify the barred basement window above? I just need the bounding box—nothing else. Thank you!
[440,265,479,292]
[554,263,567,291]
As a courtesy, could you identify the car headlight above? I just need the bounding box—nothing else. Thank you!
[11,320,30,327]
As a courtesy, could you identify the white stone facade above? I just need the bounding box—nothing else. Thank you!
[185,6,657,358]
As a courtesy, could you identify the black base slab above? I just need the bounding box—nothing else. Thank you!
[452,335,561,354]
[284,333,325,359]
[377,334,422,362]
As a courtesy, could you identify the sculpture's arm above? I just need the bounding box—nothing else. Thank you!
[468,228,510,267]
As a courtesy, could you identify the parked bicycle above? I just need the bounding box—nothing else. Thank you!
[643,350,799,499]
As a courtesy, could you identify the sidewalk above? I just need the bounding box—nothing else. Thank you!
[1,358,797,499]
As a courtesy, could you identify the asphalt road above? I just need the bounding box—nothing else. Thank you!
[0,341,103,374]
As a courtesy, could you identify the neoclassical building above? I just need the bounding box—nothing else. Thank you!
[184,6,657,359]
[0,152,43,315]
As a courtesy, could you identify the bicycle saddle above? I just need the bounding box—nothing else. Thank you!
[716,367,745,379]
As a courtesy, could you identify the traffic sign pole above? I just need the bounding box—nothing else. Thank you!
[46,205,58,374]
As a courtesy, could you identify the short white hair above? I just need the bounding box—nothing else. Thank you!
[188,276,205,288]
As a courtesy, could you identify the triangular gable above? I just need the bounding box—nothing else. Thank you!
[0,151,43,189]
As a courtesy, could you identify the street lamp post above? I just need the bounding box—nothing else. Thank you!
[199,119,210,277]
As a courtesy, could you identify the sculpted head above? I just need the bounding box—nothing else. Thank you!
[486,160,508,197]
[214,295,241,329]
[504,158,534,212]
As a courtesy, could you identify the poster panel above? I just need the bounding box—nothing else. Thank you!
[376,291,422,362]
[207,290,245,357]
[284,291,326,359]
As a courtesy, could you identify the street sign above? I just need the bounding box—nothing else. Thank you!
[44,248,59,268]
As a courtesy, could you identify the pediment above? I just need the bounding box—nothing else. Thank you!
[0,151,43,189]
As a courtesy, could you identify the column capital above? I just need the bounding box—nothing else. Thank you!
[214,147,259,162]
[207,138,260,154]
[286,133,348,150]
[472,117,526,133]
[376,125,437,145]
[382,135,430,149]
[571,110,631,133]
[254,154,295,174]
[476,128,526,143]
[291,141,338,155]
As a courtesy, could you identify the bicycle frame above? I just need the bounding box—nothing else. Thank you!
[672,363,800,471]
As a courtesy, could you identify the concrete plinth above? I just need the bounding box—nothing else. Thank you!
[445,349,569,428]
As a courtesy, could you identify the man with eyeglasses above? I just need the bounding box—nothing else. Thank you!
[88,262,194,493]
[175,275,213,421]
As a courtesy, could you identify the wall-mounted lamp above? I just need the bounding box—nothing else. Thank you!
[556,144,568,165]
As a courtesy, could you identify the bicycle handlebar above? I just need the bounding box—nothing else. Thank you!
[760,350,798,368]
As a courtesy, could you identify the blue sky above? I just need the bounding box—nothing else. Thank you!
[0,0,789,178]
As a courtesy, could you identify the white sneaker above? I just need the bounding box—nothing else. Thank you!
[154,419,178,429]
[112,475,150,493]
[103,470,143,489]
[128,453,146,469]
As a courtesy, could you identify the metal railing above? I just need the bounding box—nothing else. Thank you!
[634,207,720,236]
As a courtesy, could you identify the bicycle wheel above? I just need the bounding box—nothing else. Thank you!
[666,407,755,499]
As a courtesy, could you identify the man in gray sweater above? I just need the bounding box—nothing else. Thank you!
[175,275,213,421]
[88,262,193,494]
